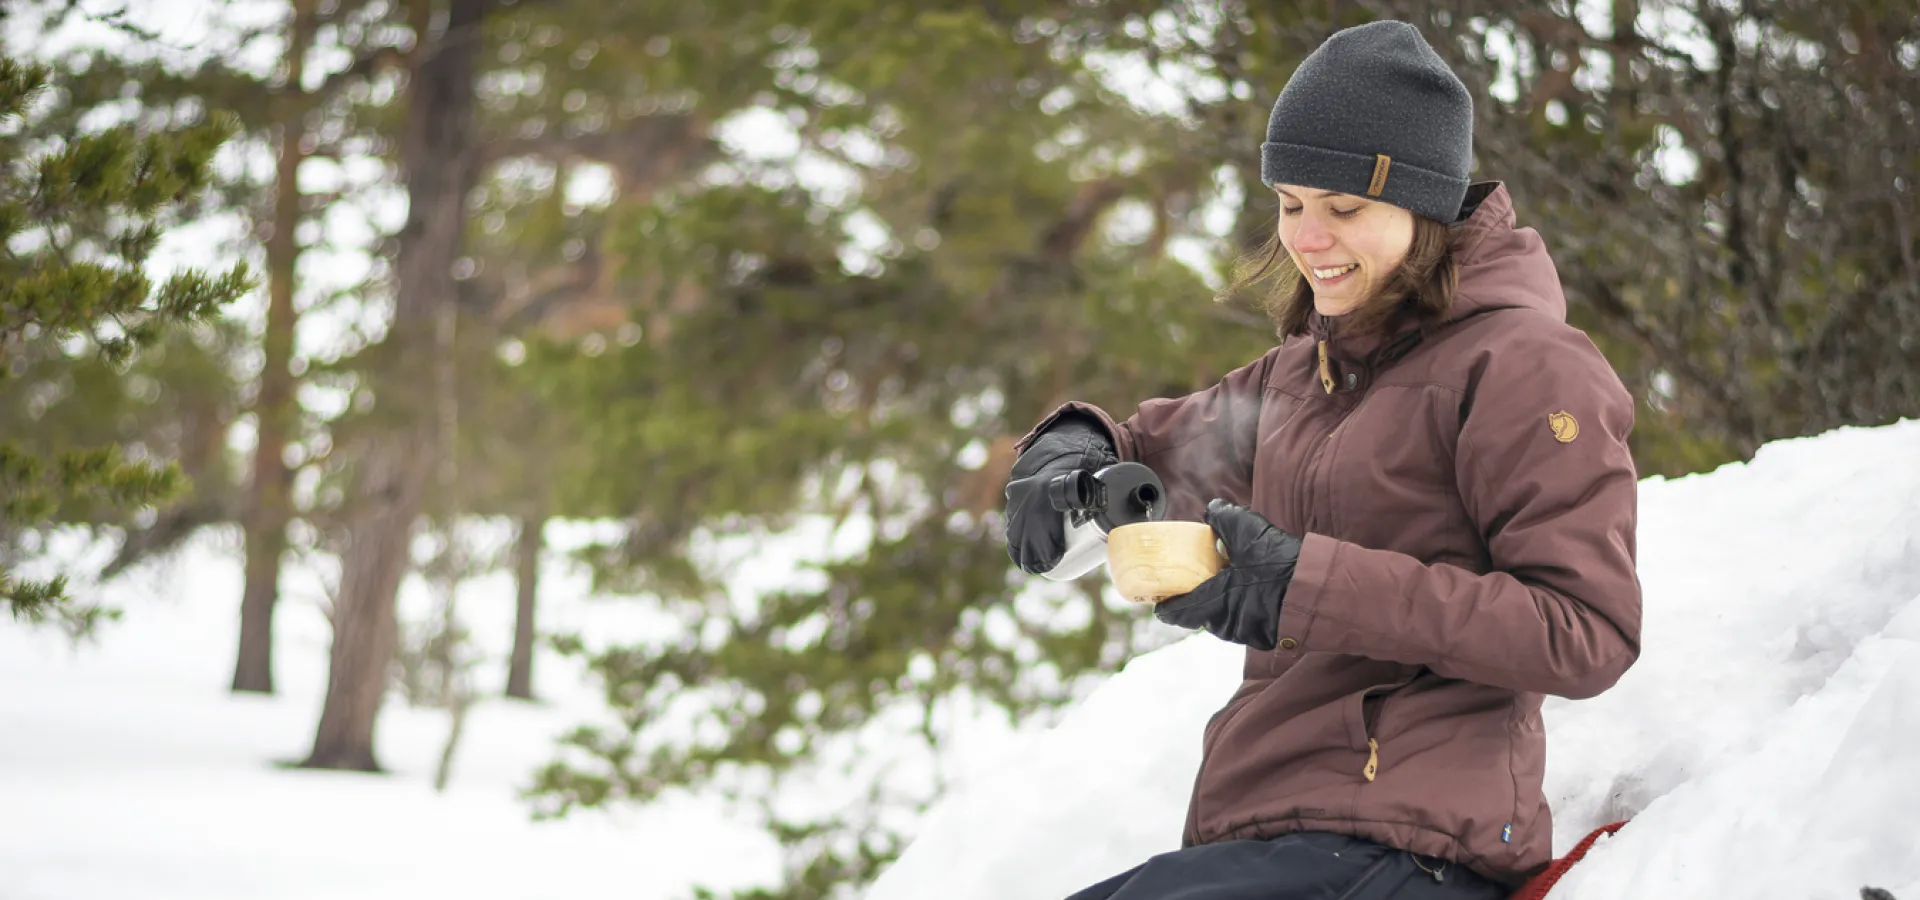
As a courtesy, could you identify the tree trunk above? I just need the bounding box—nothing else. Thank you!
[233,0,316,695]
[302,449,415,771]
[301,0,485,771]
[431,541,471,791]
[433,689,472,791]
[505,512,542,700]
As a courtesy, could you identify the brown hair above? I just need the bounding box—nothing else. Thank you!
[1219,213,1458,340]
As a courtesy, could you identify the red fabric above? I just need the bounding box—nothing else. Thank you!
[1509,821,1628,900]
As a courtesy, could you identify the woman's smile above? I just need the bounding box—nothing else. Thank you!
[1308,263,1359,287]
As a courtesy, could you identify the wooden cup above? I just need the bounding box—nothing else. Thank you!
[1107,521,1225,604]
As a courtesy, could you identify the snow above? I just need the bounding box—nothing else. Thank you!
[0,525,788,900]
[866,418,1920,900]
[9,419,1920,900]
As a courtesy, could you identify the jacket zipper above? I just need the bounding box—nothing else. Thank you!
[1292,428,1325,532]
[1297,378,1372,536]
[1296,339,1338,531]
[1311,324,1412,787]
[1362,686,1383,782]
[1357,676,1416,783]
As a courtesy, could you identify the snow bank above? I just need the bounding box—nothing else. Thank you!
[866,419,1920,900]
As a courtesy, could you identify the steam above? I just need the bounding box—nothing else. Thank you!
[1130,378,1270,524]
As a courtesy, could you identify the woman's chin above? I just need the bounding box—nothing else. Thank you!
[1313,293,1366,317]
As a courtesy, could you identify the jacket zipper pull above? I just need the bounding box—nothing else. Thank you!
[1317,340,1334,394]
[1363,738,1379,782]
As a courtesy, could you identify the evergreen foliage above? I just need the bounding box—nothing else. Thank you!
[0,52,249,633]
[4,1,1916,896]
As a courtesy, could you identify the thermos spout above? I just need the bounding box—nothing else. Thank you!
[1037,461,1167,582]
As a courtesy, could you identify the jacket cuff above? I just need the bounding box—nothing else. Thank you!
[1012,401,1134,460]
[1273,532,1339,654]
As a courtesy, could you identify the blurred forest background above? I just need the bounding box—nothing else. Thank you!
[3,0,1916,897]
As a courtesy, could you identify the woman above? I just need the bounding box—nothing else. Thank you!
[1003,20,1642,900]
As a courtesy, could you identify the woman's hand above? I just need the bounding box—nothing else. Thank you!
[1003,415,1119,575]
[1154,499,1303,651]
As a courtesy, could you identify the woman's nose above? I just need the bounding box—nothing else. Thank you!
[1292,213,1335,253]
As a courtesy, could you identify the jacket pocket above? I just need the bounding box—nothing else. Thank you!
[1344,676,1418,783]
[1205,679,1267,752]
[1188,680,1265,842]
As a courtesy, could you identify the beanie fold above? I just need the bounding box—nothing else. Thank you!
[1261,140,1469,224]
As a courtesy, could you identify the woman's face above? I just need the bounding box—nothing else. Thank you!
[1274,184,1416,317]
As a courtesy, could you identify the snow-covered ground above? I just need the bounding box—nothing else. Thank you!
[9,419,1919,900]
[867,418,1920,900]
[0,524,794,900]
[2,512,1046,900]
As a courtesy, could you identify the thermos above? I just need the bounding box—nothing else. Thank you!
[1038,461,1168,581]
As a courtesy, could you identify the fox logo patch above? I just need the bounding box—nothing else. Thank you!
[1547,411,1579,444]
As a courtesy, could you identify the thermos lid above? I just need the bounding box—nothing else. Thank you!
[1047,461,1165,533]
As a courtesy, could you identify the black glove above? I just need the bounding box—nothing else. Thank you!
[1154,499,1303,651]
[1004,413,1119,575]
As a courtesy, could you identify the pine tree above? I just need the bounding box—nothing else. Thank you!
[488,5,1279,896]
[29,0,415,690]
[299,0,487,772]
[0,53,250,634]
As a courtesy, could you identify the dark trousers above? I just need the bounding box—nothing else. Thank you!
[1064,832,1509,900]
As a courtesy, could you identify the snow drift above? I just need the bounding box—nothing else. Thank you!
[866,419,1920,900]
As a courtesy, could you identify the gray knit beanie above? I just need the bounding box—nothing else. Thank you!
[1260,21,1474,224]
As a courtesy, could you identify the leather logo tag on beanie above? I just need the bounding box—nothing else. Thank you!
[1548,411,1580,443]
[1368,154,1392,197]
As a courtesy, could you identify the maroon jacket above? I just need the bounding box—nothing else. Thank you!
[1017,183,1642,886]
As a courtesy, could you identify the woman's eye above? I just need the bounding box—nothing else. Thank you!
[1332,207,1360,218]
[1282,206,1303,216]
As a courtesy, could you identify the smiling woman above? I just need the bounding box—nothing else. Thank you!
[1003,18,1644,900]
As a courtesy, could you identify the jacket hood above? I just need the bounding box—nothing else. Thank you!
[1446,182,1567,324]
